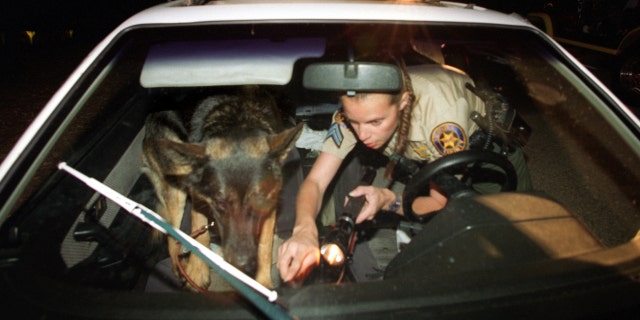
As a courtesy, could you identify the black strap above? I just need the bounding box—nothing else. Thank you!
[389,153,423,184]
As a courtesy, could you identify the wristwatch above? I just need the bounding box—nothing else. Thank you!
[388,195,402,213]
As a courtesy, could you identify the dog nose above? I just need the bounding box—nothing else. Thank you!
[236,260,257,277]
[227,253,257,277]
[239,260,257,277]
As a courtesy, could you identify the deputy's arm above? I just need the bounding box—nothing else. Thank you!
[277,152,343,283]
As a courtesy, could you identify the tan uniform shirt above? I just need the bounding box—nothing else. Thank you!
[322,64,486,162]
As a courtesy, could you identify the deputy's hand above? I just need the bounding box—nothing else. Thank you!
[348,186,396,224]
[277,224,320,286]
[349,185,448,223]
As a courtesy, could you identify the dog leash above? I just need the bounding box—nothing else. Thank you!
[176,222,216,294]
[58,162,293,320]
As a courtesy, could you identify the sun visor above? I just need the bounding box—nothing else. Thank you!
[140,38,325,88]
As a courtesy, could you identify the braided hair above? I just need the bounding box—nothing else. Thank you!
[385,58,415,180]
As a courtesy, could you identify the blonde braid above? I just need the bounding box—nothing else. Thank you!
[385,60,415,180]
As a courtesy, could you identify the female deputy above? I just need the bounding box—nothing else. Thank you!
[277,61,531,284]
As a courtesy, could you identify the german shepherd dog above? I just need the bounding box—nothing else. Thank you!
[142,87,302,290]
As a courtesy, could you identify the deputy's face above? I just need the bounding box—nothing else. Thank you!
[341,93,405,150]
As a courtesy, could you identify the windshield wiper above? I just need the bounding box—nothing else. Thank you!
[58,162,292,319]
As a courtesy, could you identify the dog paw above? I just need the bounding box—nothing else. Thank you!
[184,257,211,291]
[255,267,274,289]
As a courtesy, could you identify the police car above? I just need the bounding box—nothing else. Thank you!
[1,1,640,319]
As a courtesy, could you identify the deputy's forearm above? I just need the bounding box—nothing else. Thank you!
[293,179,323,234]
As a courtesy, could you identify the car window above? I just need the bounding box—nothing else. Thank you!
[8,40,149,214]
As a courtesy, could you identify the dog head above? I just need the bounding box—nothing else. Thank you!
[155,123,302,277]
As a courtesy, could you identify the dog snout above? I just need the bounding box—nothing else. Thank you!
[226,252,258,277]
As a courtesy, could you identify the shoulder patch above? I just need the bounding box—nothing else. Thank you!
[410,144,432,160]
[431,122,467,155]
[325,122,344,148]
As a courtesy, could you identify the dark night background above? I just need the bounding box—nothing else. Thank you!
[0,1,163,41]
[0,0,165,159]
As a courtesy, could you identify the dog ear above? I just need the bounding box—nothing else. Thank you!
[267,123,303,163]
[155,139,207,176]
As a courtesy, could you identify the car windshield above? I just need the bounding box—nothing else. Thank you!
[2,20,640,318]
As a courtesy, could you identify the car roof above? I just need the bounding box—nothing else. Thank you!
[118,0,533,31]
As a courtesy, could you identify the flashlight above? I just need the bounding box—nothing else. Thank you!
[320,214,356,266]
[319,168,376,266]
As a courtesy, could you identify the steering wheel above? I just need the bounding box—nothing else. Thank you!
[403,150,517,222]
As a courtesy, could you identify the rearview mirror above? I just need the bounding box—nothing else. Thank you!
[303,62,402,94]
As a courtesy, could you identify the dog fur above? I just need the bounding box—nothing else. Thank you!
[142,87,302,290]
